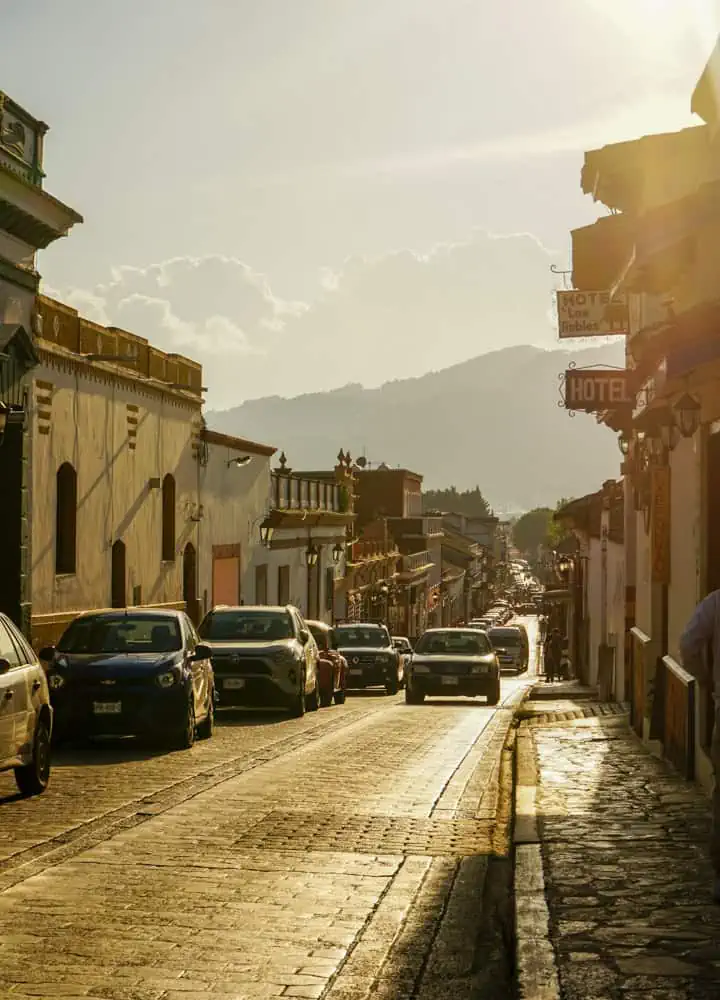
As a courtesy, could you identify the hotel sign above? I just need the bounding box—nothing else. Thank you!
[564,369,630,412]
[556,290,629,339]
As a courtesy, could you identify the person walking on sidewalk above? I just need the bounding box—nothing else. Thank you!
[544,628,562,683]
[680,594,720,902]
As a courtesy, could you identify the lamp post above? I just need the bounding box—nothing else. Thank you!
[674,393,701,439]
[305,540,319,618]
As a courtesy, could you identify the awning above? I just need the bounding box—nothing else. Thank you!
[571,213,634,291]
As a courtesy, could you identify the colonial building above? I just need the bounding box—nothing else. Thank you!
[0,91,82,632]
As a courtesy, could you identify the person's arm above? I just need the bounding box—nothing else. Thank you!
[679,594,717,679]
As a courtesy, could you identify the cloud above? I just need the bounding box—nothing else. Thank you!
[43,232,566,408]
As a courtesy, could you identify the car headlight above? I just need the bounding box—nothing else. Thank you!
[273,648,296,664]
[156,670,178,688]
[49,673,65,690]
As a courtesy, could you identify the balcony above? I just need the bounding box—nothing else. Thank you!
[389,516,444,538]
[272,472,342,513]
[398,550,434,579]
[350,539,397,562]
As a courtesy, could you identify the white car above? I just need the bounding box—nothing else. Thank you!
[0,614,53,796]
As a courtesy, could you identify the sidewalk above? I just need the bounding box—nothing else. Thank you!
[514,681,720,1000]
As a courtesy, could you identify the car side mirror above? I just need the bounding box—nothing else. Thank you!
[299,628,309,644]
[0,658,11,676]
[39,646,56,662]
[193,643,213,661]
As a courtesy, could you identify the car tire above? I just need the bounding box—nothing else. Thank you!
[170,698,195,750]
[385,675,400,696]
[307,675,321,712]
[290,675,307,718]
[320,686,333,708]
[405,687,424,705]
[486,682,501,706]
[14,719,51,797]
[196,692,214,740]
[334,687,346,705]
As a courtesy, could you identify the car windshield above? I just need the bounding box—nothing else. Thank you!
[415,631,489,655]
[488,629,522,647]
[308,625,328,649]
[198,610,294,641]
[334,626,389,648]
[57,615,183,654]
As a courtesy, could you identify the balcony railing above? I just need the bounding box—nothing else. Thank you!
[399,550,434,576]
[389,516,444,537]
[272,473,341,512]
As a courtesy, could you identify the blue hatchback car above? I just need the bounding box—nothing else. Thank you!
[41,609,215,750]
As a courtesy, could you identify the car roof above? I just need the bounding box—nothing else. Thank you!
[208,605,293,614]
[420,627,487,634]
[72,608,182,620]
[336,621,386,628]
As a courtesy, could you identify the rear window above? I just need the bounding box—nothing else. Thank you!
[488,629,522,647]
[334,626,390,648]
[58,615,182,654]
[415,631,491,655]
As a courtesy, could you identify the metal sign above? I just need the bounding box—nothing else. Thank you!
[556,290,629,339]
[564,369,631,412]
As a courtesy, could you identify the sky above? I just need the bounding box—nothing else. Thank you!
[4,0,720,408]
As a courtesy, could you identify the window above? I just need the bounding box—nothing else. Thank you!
[57,613,182,654]
[415,630,491,655]
[326,568,335,613]
[278,565,290,606]
[334,625,390,648]
[0,620,21,667]
[255,564,268,605]
[161,474,176,561]
[55,462,77,575]
[199,609,293,641]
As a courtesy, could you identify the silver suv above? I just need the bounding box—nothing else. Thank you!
[0,613,52,796]
[198,605,320,716]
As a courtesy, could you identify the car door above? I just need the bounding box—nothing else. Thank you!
[6,621,43,758]
[0,618,26,762]
[182,615,207,719]
[295,611,315,692]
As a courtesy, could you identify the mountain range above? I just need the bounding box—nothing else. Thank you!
[206,343,625,512]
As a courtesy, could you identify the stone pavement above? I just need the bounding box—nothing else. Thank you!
[0,675,530,1000]
[515,682,720,1000]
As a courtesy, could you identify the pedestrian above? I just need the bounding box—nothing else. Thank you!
[544,628,562,683]
[679,594,720,902]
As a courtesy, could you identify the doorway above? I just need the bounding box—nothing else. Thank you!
[111,540,127,608]
[183,542,199,623]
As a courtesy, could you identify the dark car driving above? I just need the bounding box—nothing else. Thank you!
[405,627,500,705]
[41,609,215,750]
[487,625,529,674]
[334,622,403,695]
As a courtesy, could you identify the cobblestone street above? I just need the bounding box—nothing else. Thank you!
[516,684,720,1000]
[0,659,533,1000]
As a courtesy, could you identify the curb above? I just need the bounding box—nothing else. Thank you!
[513,722,561,1000]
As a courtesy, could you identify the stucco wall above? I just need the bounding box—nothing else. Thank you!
[197,441,272,616]
[30,358,201,638]
[668,434,702,659]
[252,525,344,623]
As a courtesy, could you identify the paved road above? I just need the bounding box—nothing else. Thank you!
[0,619,538,1000]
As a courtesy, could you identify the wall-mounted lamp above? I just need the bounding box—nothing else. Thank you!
[332,542,344,564]
[259,523,274,547]
[618,434,630,456]
[227,455,252,468]
[674,393,701,439]
[0,401,7,447]
[306,542,319,568]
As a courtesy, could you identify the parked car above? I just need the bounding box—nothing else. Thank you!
[405,627,500,705]
[42,609,214,749]
[0,614,53,796]
[392,636,413,680]
[198,605,320,716]
[334,622,403,694]
[306,621,347,706]
[486,625,529,674]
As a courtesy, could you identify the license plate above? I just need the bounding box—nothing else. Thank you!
[441,676,459,686]
[93,701,121,714]
[349,668,362,675]
[224,678,245,689]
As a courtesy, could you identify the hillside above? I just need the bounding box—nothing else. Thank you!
[206,344,625,510]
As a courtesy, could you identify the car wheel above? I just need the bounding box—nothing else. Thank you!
[307,675,321,712]
[14,719,51,797]
[405,687,425,705]
[196,691,215,740]
[290,675,307,717]
[486,682,501,706]
[320,685,333,708]
[334,687,346,705]
[170,698,195,750]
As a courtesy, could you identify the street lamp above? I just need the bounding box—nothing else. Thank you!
[259,523,274,547]
[674,393,701,439]
[306,543,319,567]
[618,434,630,456]
[227,455,251,468]
[332,542,344,563]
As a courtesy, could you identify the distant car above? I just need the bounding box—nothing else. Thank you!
[487,625,529,674]
[42,609,214,749]
[0,614,53,796]
[306,621,347,707]
[198,605,320,716]
[334,623,403,695]
[405,628,500,705]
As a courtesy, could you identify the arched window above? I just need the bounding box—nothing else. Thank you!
[55,463,77,575]
[111,540,127,608]
[161,474,176,562]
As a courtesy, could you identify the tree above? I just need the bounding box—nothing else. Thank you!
[422,486,492,518]
[512,508,554,559]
